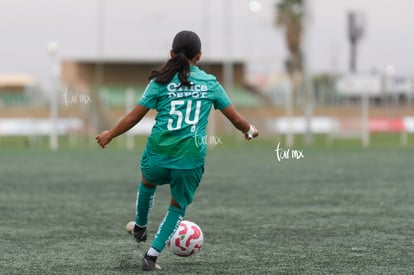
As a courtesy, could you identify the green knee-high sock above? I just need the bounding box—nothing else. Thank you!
[135,182,156,227]
[151,205,185,253]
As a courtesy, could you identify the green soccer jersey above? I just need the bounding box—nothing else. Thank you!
[138,65,232,169]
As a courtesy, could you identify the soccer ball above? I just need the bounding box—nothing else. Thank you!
[167,220,203,257]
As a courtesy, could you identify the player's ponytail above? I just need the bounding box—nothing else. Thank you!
[148,30,201,87]
[148,52,191,87]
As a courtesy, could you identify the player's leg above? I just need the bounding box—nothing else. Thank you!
[142,200,185,271]
[142,166,204,271]
[149,166,204,253]
[136,178,157,227]
[129,178,157,242]
[129,153,169,243]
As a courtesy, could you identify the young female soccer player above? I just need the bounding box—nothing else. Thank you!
[96,30,259,271]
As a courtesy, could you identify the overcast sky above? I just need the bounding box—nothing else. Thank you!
[0,0,413,84]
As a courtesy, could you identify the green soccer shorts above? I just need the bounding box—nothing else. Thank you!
[140,153,204,210]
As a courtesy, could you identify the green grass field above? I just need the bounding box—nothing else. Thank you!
[1,139,414,274]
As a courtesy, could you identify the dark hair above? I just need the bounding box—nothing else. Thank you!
[149,31,201,87]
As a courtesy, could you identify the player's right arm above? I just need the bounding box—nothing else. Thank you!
[95,104,149,148]
[220,105,259,140]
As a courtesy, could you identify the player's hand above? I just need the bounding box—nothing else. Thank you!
[95,130,113,149]
[244,125,259,140]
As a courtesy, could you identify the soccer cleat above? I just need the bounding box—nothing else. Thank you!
[141,255,161,271]
[126,222,147,242]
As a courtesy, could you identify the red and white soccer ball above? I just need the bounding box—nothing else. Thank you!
[167,220,204,257]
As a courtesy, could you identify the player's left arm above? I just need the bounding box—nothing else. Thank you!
[220,105,259,140]
[95,104,149,148]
